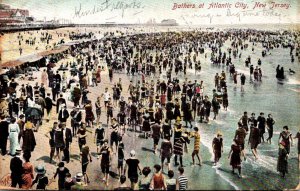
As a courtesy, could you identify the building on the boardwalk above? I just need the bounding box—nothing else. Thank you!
[160,19,178,26]
[0,4,33,25]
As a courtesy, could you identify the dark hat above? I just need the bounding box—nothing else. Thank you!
[75,172,83,180]
[58,162,65,167]
[130,150,136,156]
[164,119,169,124]
[35,165,46,174]
[217,131,222,136]
[15,148,22,155]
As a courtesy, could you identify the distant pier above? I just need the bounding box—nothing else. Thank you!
[0,24,75,33]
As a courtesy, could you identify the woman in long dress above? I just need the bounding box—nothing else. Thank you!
[249,125,261,160]
[96,66,101,83]
[212,132,223,166]
[85,101,95,128]
[87,69,93,87]
[228,139,242,178]
[62,71,69,90]
[22,153,34,189]
[9,117,20,156]
[41,69,48,87]
[22,119,36,157]
[277,141,288,178]
[69,80,76,101]
[222,89,228,110]
[173,99,181,120]
[142,111,151,138]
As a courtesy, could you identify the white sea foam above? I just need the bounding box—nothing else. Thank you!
[215,167,240,190]
[289,88,300,93]
[258,149,278,152]
[287,79,300,85]
[245,154,277,173]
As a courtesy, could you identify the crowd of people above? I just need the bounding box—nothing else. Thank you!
[0,27,299,190]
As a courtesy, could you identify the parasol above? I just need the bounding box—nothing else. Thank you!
[47,62,56,68]
[25,107,43,118]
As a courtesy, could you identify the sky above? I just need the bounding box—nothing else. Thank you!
[2,0,300,25]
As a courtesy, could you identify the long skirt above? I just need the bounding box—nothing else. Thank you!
[142,120,151,132]
[9,132,20,155]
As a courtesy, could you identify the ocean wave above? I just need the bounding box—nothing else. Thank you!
[287,79,300,85]
[245,154,277,173]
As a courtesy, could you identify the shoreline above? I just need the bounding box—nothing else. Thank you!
[1,24,299,75]
[1,22,299,33]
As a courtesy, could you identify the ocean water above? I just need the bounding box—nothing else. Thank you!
[177,34,300,190]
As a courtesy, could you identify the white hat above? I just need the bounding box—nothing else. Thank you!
[130,150,136,156]
[75,172,83,180]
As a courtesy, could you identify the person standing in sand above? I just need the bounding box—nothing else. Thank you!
[41,69,48,88]
[96,66,102,83]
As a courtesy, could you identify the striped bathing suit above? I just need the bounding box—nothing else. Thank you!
[178,175,188,190]
[193,132,200,151]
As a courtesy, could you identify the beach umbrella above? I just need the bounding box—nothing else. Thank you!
[47,62,56,68]
[25,107,43,118]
